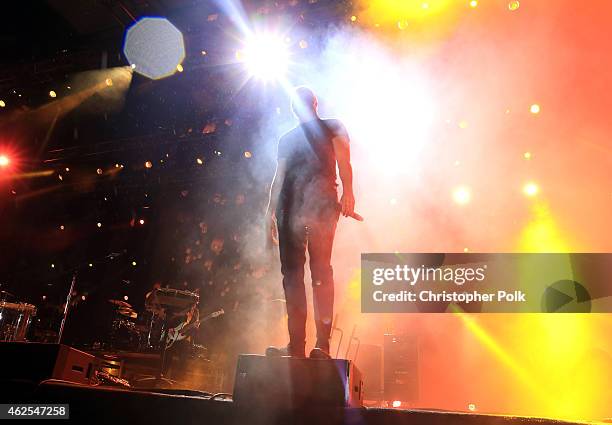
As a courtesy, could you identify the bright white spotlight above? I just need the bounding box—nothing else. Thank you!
[452,186,472,205]
[242,34,289,81]
[523,181,539,197]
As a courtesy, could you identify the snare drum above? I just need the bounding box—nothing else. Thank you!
[0,302,37,341]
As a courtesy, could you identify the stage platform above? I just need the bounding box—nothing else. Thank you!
[3,380,587,425]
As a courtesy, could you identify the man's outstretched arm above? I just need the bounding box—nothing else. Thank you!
[332,134,355,217]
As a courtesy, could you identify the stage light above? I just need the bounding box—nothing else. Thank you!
[244,151,252,158]
[519,203,569,252]
[49,90,57,98]
[469,0,478,8]
[524,151,532,160]
[464,247,469,252]
[508,1,520,11]
[530,103,541,114]
[0,100,5,107]
[139,219,145,225]
[105,78,113,87]
[468,403,477,411]
[88,263,93,268]
[458,120,468,129]
[124,295,129,301]
[131,261,137,267]
[299,40,308,49]
[0,155,9,168]
[392,400,402,408]
[350,15,357,22]
[96,168,103,175]
[523,182,539,197]
[453,186,471,205]
[97,222,102,228]
[123,17,186,80]
[241,34,290,81]
[145,160,153,169]
[176,64,184,72]
[196,157,204,165]
[51,264,55,268]
[60,225,65,230]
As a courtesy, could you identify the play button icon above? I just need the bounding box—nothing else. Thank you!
[541,280,591,313]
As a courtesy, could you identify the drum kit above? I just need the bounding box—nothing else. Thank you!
[107,299,142,351]
[105,288,202,354]
[0,286,214,365]
[0,290,37,342]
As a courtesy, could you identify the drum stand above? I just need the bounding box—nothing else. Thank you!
[57,251,125,344]
[135,312,176,388]
[57,271,77,344]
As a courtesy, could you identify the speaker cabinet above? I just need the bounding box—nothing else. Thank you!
[233,354,363,408]
[384,334,419,402]
[356,344,383,400]
[0,342,95,385]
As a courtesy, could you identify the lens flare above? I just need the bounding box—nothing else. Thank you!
[123,17,186,80]
[508,1,520,11]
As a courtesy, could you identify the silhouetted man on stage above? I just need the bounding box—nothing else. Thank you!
[266,86,355,359]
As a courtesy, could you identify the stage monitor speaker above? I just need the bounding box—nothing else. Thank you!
[233,354,363,408]
[384,334,419,402]
[356,343,383,400]
[0,342,95,385]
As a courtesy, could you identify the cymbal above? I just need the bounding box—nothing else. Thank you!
[120,311,137,319]
[108,299,132,309]
[117,307,137,318]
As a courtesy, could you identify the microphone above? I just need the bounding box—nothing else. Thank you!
[347,211,364,222]
[336,203,364,222]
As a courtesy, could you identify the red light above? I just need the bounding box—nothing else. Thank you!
[0,155,9,168]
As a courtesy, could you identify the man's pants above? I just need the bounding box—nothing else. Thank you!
[277,209,339,349]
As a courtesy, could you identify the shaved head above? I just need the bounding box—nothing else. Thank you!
[291,86,318,121]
